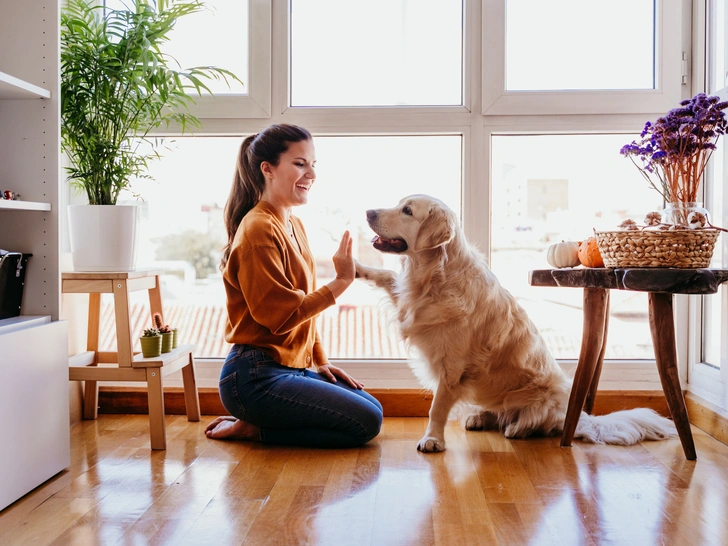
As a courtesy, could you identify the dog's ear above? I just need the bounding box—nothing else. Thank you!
[414,206,455,251]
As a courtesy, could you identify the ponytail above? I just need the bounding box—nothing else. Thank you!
[220,124,312,270]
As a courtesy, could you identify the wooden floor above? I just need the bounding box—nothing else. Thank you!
[2,416,728,546]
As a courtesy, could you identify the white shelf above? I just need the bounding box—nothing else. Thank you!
[0,70,50,99]
[0,0,67,512]
[0,199,51,211]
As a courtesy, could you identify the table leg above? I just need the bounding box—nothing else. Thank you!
[584,290,610,414]
[83,293,102,420]
[648,292,696,460]
[181,353,201,422]
[561,287,609,447]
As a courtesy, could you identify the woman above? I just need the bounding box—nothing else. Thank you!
[205,124,383,448]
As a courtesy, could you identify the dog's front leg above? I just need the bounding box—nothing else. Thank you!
[355,260,399,304]
[418,382,459,453]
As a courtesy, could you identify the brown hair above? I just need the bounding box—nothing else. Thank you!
[220,124,312,270]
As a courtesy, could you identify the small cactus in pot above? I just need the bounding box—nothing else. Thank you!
[140,327,162,358]
[153,313,175,353]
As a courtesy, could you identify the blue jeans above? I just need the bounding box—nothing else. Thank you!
[218,344,383,448]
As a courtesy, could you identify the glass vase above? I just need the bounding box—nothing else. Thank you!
[660,201,709,227]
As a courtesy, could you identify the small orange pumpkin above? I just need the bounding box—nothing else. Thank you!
[577,237,605,268]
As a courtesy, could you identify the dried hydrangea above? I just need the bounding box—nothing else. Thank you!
[687,211,707,229]
[644,212,662,226]
[618,219,639,230]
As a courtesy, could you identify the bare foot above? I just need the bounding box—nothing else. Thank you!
[205,416,260,441]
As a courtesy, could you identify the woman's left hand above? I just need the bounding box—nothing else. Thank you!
[317,363,364,390]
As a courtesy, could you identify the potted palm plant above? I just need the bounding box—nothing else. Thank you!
[61,0,241,271]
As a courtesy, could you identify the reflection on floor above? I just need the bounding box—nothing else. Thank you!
[1,415,727,545]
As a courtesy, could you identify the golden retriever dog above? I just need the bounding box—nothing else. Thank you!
[355,194,677,452]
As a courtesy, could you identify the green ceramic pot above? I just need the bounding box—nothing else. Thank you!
[140,335,162,358]
[172,328,178,349]
[161,332,173,353]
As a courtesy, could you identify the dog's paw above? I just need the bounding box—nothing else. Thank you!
[504,422,529,439]
[464,413,486,431]
[354,260,369,280]
[416,436,446,453]
[464,411,500,431]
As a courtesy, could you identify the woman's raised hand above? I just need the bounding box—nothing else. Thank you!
[327,230,355,298]
[332,230,355,283]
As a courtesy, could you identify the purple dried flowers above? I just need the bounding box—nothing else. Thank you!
[620,93,728,203]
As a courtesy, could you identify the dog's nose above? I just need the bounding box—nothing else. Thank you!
[366,210,377,222]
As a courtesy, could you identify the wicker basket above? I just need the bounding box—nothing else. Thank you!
[595,229,720,268]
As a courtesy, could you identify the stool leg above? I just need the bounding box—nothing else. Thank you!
[181,353,201,422]
[146,367,167,450]
[112,281,134,366]
[648,293,696,460]
[562,287,609,447]
[148,275,164,324]
[83,293,102,420]
[584,290,610,414]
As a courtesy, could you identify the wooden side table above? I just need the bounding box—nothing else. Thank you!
[529,267,728,461]
[64,269,201,450]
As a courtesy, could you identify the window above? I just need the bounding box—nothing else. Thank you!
[162,0,249,95]
[79,1,696,395]
[505,0,655,91]
[102,135,462,359]
[105,0,271,117]
[290,0,463,107]
[692,0,728,408]
[291,135,462,357]
[490,134,662,359]
[483,0,683,115]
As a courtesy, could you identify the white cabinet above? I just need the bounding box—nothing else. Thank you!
[0,317,69,511]
[0,0,69,510]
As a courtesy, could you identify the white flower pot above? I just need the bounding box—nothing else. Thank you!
[68,205,139,272]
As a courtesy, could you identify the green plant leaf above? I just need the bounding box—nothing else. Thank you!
[61,0,244,205]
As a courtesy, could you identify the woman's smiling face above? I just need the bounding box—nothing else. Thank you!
[262,139,316,210]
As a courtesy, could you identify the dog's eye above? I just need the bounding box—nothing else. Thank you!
[403,206,413,216]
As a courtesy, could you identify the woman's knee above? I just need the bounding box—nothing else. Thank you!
[356,404,383,444]
[218,372,247,420]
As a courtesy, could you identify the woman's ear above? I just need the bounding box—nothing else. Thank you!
[414,206,455,251]
[260,161,273,180]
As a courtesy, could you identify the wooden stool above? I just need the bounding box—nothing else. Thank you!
[529,267,728,461]
[64,269,200,450]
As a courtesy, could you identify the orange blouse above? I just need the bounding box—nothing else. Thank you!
[223,200,335,368]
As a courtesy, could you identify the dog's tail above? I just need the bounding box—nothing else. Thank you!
[573,408,677,445]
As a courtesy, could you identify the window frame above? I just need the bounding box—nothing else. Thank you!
[275,0,473,116]
[183,0,272,119]
[126,0,701,397]
[482,0,686,116]
[688,0,728,409]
